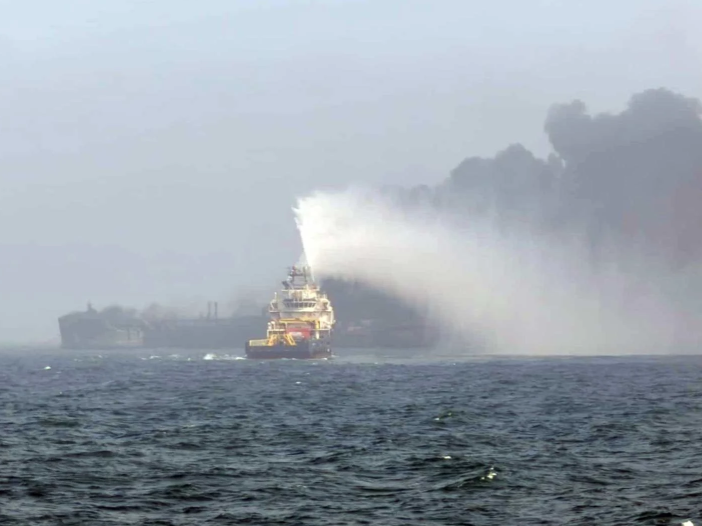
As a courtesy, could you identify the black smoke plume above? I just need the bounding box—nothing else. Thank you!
[435,88,702,269]
[296,88,702,353]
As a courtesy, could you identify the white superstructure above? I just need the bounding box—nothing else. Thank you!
[266,265,335,342]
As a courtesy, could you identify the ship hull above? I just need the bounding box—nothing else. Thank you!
[143,316,264,349]
[61,341,143,351]
[59,326,144,350]
[245,339,332,360]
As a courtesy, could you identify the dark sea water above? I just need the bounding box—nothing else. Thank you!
[1,347,701,526]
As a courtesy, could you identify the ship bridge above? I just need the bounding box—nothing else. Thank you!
[268,265,335,329]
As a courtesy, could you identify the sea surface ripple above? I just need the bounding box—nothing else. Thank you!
[1,348,701,525]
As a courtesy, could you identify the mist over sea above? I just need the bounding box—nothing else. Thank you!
[2,1,701,523]
[2,346,701,526]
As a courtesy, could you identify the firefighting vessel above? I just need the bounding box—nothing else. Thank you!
[245,265,335,359]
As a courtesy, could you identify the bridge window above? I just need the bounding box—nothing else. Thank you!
[281,300,318,309]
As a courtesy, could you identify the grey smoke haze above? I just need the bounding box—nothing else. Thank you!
[1,0,701,342]
[441,89,702,270]
[296,88,702,354]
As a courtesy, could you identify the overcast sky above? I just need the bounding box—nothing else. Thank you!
[1,0,701,342]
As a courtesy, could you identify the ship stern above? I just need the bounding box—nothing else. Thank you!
[245,338,331,360]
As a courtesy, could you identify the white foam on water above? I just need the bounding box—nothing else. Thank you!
[203,353,246,361]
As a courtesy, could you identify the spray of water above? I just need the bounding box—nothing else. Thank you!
[294,187,697,355]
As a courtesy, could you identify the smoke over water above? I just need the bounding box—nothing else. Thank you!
[296,190,693,355]
[294,89,702,355]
